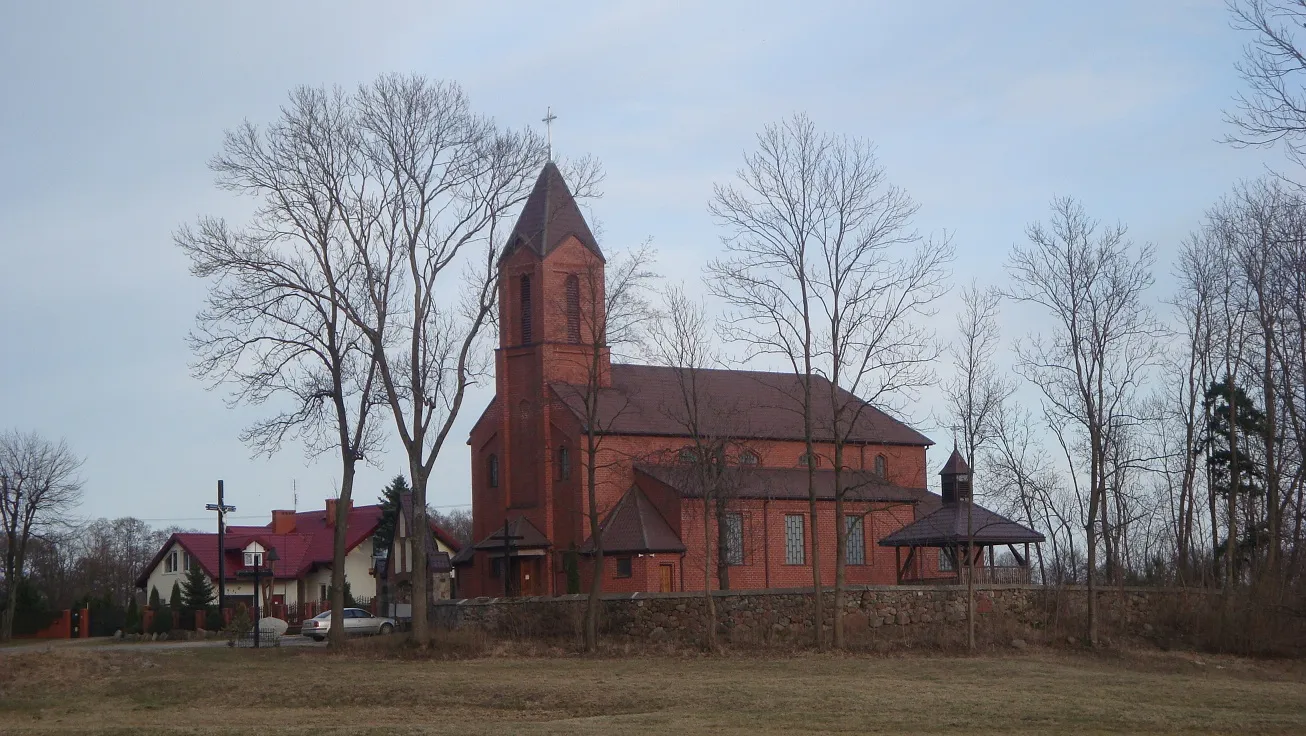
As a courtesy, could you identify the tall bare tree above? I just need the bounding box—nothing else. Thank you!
[0,431,83,641]
[178,86,384,648]
[646,285,748,650]
[1005,197,1161,646]
[709,113,950,649]
[334,76,561,646]
[1227,0,1306,171]
[943,283,1014,651]
[555,243,657,652]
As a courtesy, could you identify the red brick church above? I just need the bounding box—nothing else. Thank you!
[453,163,1039,598]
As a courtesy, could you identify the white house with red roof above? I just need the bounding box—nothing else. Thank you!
[136,498,460,609]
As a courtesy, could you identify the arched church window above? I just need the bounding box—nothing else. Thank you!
[487,454,499,488]
[565,275,581,343]
[798,452,819,468]
[678,447,698,464]
[520,275,533,344]
[874,454,887,478]
[739,450,760,466]
[558,446,571,480]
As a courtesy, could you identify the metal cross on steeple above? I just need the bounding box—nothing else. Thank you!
[542,106,557,160]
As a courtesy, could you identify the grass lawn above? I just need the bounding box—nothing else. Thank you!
[1,645,1304,735]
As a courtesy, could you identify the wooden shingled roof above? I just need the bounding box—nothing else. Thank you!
[878,502,1045,547]
[551,365,933,446]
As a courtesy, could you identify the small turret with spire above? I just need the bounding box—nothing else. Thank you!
[939,449,972,504]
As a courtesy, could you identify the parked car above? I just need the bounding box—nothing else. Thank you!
[301,608,396,641]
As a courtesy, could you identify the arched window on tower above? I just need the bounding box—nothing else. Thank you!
[558,446,571,480]
[520,275,533,345]
[874,454,887,478]
[487,454,499,488]
[565,275,581,343]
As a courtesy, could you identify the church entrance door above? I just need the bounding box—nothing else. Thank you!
[659,564,674,593]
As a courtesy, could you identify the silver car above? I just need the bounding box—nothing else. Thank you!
[300,607,395,641]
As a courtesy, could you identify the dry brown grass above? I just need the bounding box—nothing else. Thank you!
[1,644,1304,735]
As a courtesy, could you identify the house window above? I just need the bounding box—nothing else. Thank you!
[183,552,193,571]
[874,454,887,478]
[798,452,819,468]
[845,516,865,565]
[520,274,533,344]
[739,451,759,466]
[487,454,499,488]
[565,274,581,343]
[724,513,744,565]
[939,549,955,572]
[558,446,571,480]
[615,557,633,578]
[165,550,179,573]
[784,515,805,565]
[320,584,328,602]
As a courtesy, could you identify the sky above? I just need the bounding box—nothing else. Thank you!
[0,1,1284,530]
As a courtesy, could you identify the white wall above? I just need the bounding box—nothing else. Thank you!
[140,538,379,608]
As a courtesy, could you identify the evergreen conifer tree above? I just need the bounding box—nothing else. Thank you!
[149,586,161,609]
[181,564,216,611]
[169,581,183,611]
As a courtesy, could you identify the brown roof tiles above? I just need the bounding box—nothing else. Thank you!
[551,364,933,446]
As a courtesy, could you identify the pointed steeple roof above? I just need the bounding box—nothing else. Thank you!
[940,449,971,475]
[500,161,603,264]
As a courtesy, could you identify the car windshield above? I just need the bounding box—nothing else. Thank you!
[312,612,332,620]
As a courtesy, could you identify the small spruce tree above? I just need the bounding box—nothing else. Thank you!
[149,586,161,609]
[169,581,183,611]
[181,564,216,611]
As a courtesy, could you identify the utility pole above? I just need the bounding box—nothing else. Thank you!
[205,480,236,614]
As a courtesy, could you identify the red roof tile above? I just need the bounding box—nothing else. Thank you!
[136,503,383,588]
[551,365,933,446]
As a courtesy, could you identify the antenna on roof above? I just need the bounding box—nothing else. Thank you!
[293,479,298,512]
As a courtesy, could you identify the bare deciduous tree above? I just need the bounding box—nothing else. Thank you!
[1004,197,1161,647]
[555,243,658,653]
[0,431,83,641]
[336,76,561,647]
[1226,0,1306,171]
[178,86,384,648]
[646,285,749,650]
[709,113,950,649]
[943,283,1014,651]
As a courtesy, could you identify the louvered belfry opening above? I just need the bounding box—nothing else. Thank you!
[565,274,581,343]
[520,274,533,344]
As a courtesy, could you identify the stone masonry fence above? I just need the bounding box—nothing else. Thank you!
[429,585,1250,650]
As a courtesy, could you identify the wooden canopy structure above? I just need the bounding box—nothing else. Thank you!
[878,450,1044,584]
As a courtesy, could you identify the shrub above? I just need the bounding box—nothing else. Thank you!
[150,605,173,635]
[225,602,253,643]
[125,596,140,634]
[205,607,224,632]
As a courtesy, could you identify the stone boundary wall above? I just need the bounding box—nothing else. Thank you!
[431,585,1211,645]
